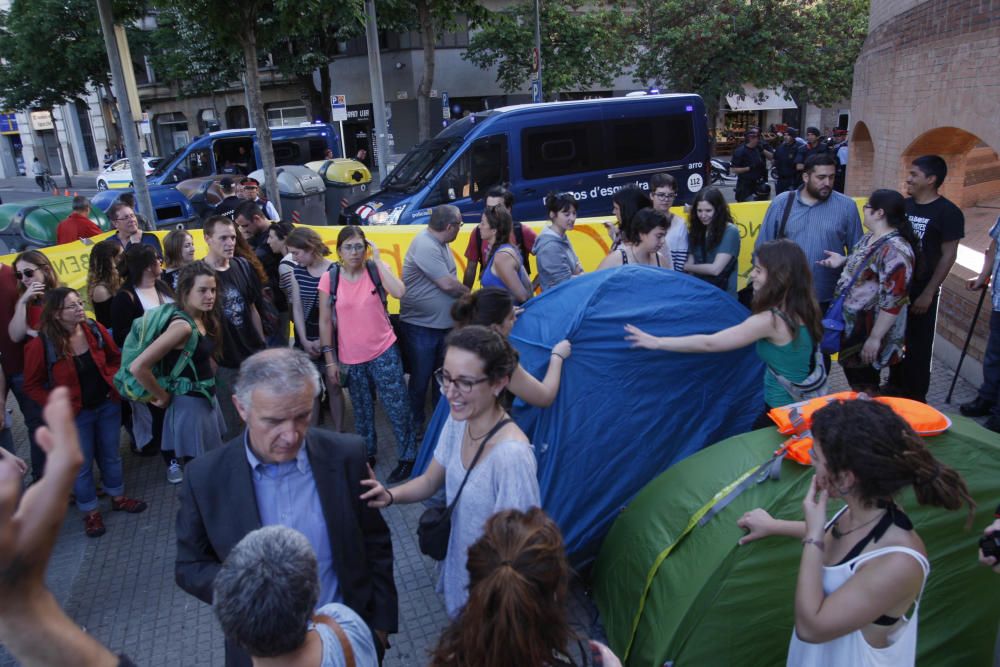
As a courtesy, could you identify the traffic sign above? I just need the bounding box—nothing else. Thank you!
[330,94,347,122]
[442,92,451,120]
[531,79,542,103]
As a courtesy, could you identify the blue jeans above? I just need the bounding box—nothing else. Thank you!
[7,372,46,480]
[979,309,1000,417]
[74,401,124,512]
[400,321,448,429]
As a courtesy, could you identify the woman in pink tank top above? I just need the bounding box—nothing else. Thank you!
[737,399,975,666]
[318,226,416,482]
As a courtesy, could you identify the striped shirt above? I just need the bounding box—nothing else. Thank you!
[293,263,324,334]
[755,189,863,303]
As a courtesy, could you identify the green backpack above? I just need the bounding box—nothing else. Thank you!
[113,304,214,402]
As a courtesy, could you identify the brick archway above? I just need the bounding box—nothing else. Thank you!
[900,127,1000,207]
[846,121,873,196]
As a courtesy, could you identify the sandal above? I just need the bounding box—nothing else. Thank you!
[84,512,106,537]
[111,496,148,514]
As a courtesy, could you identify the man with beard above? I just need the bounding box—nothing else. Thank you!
[755,154,862,311]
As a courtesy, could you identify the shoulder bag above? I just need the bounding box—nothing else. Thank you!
[417,417,512,561]
[820,235,894,355]
[765,309,828,402]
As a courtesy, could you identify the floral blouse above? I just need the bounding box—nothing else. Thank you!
[833,231,914,369]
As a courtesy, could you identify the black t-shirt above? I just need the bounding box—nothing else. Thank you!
[163,314,216,397]
[215,257,265,368]
[249,230,286,312]
[74,350,111,409]
[731,144,767,183]
[905,196,964,295]
[214,195,241,220]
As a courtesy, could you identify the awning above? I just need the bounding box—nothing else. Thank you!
[725,86,797,111]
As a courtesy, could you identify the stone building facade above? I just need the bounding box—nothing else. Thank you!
[848,0,1000,382]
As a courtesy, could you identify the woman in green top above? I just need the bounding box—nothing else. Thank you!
[626,239,823,429]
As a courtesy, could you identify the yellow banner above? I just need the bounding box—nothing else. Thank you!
[2,199,863,309]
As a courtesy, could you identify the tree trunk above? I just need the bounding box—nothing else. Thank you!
[241,31,281,218]
[51,116,73,188]
[318,64,332,125]
[416,0,435,142]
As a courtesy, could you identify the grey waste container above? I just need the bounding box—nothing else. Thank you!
[305,159,372,225]
[248,166,326,226]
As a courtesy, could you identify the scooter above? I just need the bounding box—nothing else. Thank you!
[710,158,736,185]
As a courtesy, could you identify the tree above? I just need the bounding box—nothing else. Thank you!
[145,7,242,98]
[157,0,365,217]
[463,0,637,101]
[632,0,868,132]
[0,0,144,182]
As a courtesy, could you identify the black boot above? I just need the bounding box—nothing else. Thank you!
[960,396,996,417]
[387,460,414,484]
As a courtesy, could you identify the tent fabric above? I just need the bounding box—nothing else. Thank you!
[592,414,1000,667]
[412,266,765,564]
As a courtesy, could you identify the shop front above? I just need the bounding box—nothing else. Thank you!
[716,86,797,154]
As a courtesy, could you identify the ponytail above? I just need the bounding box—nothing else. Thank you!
[450,288,513,329]
[812,400,976,526]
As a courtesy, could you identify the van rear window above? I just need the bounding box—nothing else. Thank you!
[520,112,696,180]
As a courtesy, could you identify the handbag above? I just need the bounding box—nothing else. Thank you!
[417,417,512,561]
[820,235,894,355]
[765,308,828,402]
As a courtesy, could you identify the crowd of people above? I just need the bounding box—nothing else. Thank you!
[0,146,996,667]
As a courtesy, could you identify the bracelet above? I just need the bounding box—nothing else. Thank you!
[802,537,825,552]
[324,362,337,368]
[320,345,334,354]
[386,488,394,507]
[551,352,566,360]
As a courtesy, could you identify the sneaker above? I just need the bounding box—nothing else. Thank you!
[84,512,106,538]
[387,460,414,484]
[166,460,183,485]
[111,496,148,514]
[960,396,995,417]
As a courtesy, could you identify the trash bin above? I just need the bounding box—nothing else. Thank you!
[248,166,326,226]
[305,159,372,225]
[0,196,111,251]
[91,187,200,230]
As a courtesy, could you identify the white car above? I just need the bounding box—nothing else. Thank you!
[96,157,162,190]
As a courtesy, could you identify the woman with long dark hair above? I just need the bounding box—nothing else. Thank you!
[533,192,583,291]
[361,326,541,618]
[318,225,412,470]
[738,399,974,666]
[685,187,741,296]
[9,250,60,343]
[430,507,622,667]
[627,239,824,428]
[161,229,195,290]
[86,240,123,329]
[479,205,532,303]
[128,262,225,484]
[606,185,652,252]
[24,287,147,537]
[817,189,916,393]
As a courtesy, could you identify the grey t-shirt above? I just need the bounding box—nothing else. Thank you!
[433,415,540,617]
[311,602,379,667]
[400,229,459,329]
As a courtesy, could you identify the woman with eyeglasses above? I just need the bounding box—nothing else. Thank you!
[318,226,415,472]
[361,325,541,618]
[478,205,532,304]
[161,229,196,291]
[533,192,584,292]
[86,240,123,329]
[650,173,689,272]
[9,250,60,343]
[110,244,174,461]
[286,227,345,431]
[24,287,147,537]
[816,190,916,394]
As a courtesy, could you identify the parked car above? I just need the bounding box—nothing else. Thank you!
[90,186,199,230]
[96,157,163,190]
[0,196,112,252]
[343,94,710,225]
[147,124,341,186]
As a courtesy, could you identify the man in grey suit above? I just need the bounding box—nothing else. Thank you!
[175,348,397,667]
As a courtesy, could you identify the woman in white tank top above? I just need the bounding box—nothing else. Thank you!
[737,399,976,667]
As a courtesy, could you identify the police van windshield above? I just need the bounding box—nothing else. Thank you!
[150,145,187,178]
[381,139,462,193]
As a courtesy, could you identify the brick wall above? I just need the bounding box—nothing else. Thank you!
[938,272,992,363]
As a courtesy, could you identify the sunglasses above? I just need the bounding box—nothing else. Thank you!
[15,268,37,280]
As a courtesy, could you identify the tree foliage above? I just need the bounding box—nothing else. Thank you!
[0,0,143,109]
[146,7,242,98]
[463,0,637,100]
[633,0,869,115]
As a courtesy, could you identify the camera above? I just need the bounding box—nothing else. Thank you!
[979,532,1000,559]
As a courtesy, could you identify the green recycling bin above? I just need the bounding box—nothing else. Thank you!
[0,196,111,253]
[305,159,372,225]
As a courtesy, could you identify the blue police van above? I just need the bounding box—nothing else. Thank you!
[346,94,709,225]
[147,124,341,186]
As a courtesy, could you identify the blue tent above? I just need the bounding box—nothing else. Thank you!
[413,266,764,564]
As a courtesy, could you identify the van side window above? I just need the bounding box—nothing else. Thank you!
[423,134,508,207]
[183,148,212,180]
[607,114,694,167]
[522,123,601,180]
[273,141,302,165]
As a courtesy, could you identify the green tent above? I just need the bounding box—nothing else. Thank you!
[592,415,1000,666]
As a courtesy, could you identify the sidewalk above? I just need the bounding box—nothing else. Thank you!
[0,355,983,666]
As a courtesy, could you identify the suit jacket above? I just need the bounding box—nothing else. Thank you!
[175,428,398,655]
